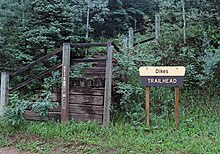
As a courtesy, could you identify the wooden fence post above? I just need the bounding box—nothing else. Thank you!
[122,35,128,51]
[155,14,160,45]
[128,27,134,49]
[182,0,186,44]
[61,43,70,122]
[0,72,9,116]
[103,42,113,127]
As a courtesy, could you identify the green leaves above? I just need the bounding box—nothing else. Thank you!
[4,93,30,127]
[32,91,58,117]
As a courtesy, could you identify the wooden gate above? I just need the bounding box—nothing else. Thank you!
[1,42,119,126]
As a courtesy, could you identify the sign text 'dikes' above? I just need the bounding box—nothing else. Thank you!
[139,66,185,87]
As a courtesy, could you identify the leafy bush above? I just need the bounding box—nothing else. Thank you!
[4,93,30,127]
[31,91,58,117]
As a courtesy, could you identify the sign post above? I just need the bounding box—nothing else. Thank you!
[139,66,185,129]
[146,87,150,125]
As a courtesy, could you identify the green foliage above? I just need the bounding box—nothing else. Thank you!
[31,91,58,117]
[70,63,92,78]
[113,44,160,122]
[199,49,220,86]
[4,93,30,127]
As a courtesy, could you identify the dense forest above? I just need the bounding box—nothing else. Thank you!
[0,0,219,153]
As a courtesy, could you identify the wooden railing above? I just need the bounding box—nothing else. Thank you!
[9,48,62,92]
[10,48,62,77]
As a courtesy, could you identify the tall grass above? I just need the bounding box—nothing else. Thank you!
[0,95,219,153]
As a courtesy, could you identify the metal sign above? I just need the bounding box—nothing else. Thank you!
[139,66,185,87]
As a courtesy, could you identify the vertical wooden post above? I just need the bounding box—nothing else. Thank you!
[146,87,150,126]
[128,27,134,49]
[0,72,9,116]
[122,35,128,51]
[182,0,186,44]
[103,42,113,127]
[61,43,70,122]
[155,14,160,44]
[175,87,179,129]
[86,5,90,40]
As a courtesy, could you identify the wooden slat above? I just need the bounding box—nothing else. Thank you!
[50,105,61,112]
[84,67,106,73]
[83,72,106,78]
[51,87,104,102]
[70,87,104,95]
[24,110,61,121]
[69,104,103,115]
[69,113,102,123]
[69,95,103,105]
[112,42,120,52]
[10,64,62,92]
[134,28,147,33]
[70,78,105,87]
[92,62,107,67]
[133,37,155,46]
[71,42,108,48]
[71,58,106,63]
[51,93,61,102]
[10,48,62,77]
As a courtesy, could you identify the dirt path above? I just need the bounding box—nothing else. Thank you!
[0,147,36,154]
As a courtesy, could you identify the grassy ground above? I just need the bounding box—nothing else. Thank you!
[0,96,219,154]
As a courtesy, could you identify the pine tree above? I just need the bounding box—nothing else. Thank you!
[22,0,83,56]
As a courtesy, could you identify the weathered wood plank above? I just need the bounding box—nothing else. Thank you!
[51,93,61,102]
[10,48,62,77]
[69,95,103,105]
[69,104,103,115]
[61,43,70,122]
[69,113,102,123]
[71,58,106,63]
[133,37,155,47]
[51,104,103,115]
[50,105,61,112]
[112,42,120,52]
[70,78,105,87]
[52,87,104,102]
[70,87,104,95]
[84,67,106,73]
[134,28,147,33]
[103,42,113,126]
[24,110,61,121]
[83,72,106,78]
[0,72,9,116]
[71,42,108,48]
